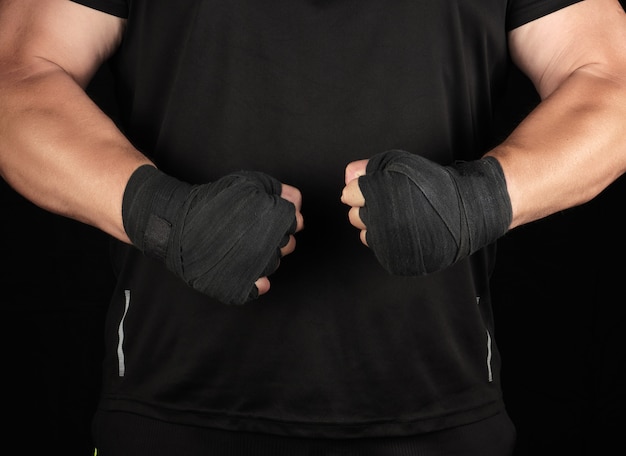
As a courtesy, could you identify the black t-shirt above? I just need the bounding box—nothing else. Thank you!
[74,0,581,439]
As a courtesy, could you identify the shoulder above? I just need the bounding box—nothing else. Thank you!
[0,0,126,87]
[508,0,626,97]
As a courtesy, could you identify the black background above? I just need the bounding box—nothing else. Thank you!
[3,2,625,453]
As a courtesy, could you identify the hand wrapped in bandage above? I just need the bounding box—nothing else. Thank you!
[122,165,302,305]
[341,150,512,276]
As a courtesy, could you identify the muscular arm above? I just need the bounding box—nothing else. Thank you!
[487,0,626,228]
[340,0,626,274]
[0,0,152,243]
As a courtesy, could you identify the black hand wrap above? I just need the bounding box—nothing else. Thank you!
[122,165,296,305]
[358,150,512,276]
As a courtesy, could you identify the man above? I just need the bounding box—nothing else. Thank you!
[1,0,625,454]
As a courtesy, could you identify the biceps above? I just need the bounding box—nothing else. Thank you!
[508,0,626,98]
[0,0,125,87]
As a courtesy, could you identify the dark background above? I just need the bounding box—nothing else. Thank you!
[2,66,117,454]
[490,69,626,455]
[3,3,625,453]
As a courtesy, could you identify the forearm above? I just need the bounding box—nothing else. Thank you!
[487,67,626,229]
[0,59,151,243]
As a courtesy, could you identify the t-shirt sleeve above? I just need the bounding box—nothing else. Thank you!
[506,0,584,30]
[70,0,128,19]
[71,0,582,31]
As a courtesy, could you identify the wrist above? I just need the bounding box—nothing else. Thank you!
[122,165,192,260]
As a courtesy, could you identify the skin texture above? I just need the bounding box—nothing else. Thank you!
[0,0,303,296]
[342,0,626,244]
[1,0,626,292]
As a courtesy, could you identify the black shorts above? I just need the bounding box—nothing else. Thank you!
[93,410,516,456]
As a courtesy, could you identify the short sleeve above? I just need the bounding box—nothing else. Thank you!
[506,0,584,30]
[71,0,129,19]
